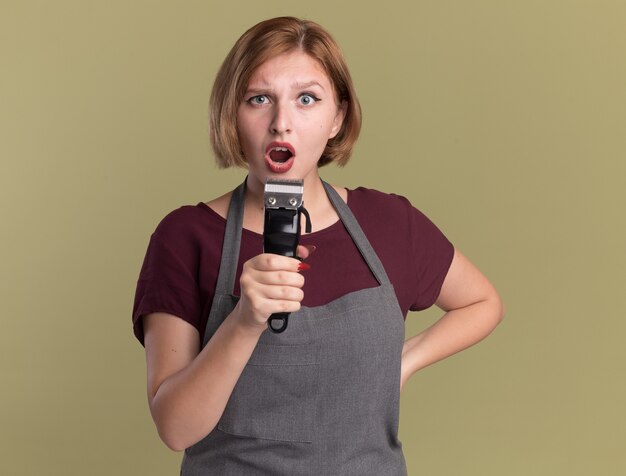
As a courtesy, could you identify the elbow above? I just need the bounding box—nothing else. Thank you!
[158,428,188,453]
[163,441,185,453]
[157,422,218,453]
[165,440,189,453]
[148,387,223,452]
[149,396,185,452]
[491,290,505,326]
[152,409,218,452]
[476,286,505,332]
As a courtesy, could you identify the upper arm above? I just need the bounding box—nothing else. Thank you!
[435,248,504,315]
[143,312,201,408]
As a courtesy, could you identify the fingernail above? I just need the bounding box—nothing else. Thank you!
[298,262,311,271]
[304,245,317,254]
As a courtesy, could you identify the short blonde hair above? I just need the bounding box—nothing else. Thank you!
[209,16,362,168]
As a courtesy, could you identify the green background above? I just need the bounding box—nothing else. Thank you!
[2,1,624,474]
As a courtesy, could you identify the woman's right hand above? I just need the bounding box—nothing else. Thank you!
[144,244,313,450]
[233,245,312,333]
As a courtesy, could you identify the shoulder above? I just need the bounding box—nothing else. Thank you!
[347,186,414,220]
[347,186,449,239]
[151,201,224,250]
[154,205,205,235]
[348,186,409,204]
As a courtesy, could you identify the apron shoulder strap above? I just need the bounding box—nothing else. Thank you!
[322,181,391,286]
[214,178,247,295]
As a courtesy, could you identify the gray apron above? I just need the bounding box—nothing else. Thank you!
[181,179,408,475]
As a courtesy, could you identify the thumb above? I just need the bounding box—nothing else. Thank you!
[296,244,317,261]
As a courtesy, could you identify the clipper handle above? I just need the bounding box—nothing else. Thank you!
[268,313,289,333]
[263,208,299,258]
[264,207,301,334]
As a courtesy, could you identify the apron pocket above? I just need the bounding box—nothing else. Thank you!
[217,342,320,443]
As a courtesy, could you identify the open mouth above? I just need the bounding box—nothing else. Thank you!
[264,142,296,173]
[268,147,293,163]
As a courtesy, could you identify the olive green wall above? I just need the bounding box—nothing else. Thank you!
[2,1,624,474]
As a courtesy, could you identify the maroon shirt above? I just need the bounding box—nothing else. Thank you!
[132,187,454,346]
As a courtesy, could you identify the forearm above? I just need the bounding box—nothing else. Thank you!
[150,305,264,451]
[401,297,503,384]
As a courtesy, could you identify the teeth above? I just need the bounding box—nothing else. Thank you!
[271,147,290,152]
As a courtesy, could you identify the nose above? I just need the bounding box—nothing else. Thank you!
[269,102,292,135]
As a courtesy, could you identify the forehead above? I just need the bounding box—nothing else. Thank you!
[247,51,332,88]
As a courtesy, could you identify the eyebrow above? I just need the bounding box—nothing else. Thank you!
[292,81,325,91]
[245,80,326,94]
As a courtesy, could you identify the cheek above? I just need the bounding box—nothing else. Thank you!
[236,118,258,148]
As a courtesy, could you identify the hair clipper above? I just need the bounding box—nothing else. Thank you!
[263,178,311,333]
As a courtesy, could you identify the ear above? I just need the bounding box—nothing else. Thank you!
[328,101,347,139]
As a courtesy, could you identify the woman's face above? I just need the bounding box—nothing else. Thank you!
[237,50,345,186]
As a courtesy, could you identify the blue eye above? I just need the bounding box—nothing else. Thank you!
[299,94,319,106]
[248,95,268,105]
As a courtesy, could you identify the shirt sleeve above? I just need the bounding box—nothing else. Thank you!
[405,199,455,311]
[131,220,202,347]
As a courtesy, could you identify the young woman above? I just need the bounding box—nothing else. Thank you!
[132,16,504,475]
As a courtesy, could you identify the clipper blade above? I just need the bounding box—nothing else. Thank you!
[264,178,304,209]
